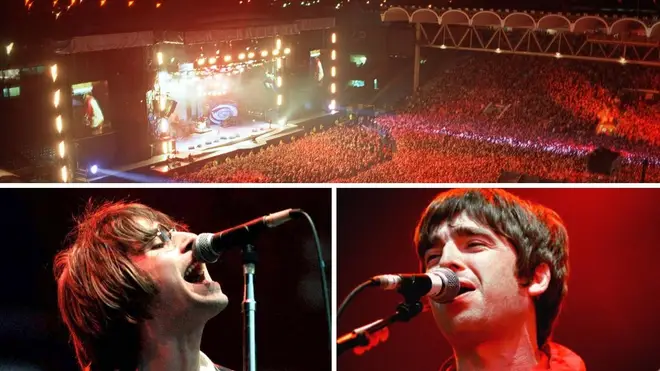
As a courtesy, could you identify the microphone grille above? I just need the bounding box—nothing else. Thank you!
[431,268,460,303]
[193,233,219,263]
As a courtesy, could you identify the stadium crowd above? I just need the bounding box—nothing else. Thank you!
[176,53,660,183]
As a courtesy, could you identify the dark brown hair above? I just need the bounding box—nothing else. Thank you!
[54,200,187,371]
[414,189,569,350]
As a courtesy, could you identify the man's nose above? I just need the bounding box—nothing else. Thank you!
[172,231,197,254]
[437,241,465,272]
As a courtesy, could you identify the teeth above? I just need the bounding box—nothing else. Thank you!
[185,262,202,278]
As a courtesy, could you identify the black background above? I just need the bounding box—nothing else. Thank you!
[0,187,331,371]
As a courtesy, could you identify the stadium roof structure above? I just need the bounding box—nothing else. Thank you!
[381,6,660,89]
[382,7,660,37]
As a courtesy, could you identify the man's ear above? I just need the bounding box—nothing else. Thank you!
[527,263,551,297]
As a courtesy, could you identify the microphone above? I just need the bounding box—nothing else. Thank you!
[371,267,460,303]
[193,208,301,263]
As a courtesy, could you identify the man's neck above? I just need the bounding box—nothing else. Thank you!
[453,328,541,371]
[137,321,206,371]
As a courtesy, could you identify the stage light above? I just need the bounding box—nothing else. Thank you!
[50,64,58,82]
[128,0,134,6]
[157,52,164,66]
[277,94,283,106]
[6,43,13,56]
[328,99,336,111]
[239,53,246,60]
[248,52,255,59]
[158,118,169,133]
[331,66,336,77]
[198,58,206,66]
[284,47,291,55]
[331,50,336,60]
[157,71,169,83]
[278,118,287,126]
[90,165,98,175]
[276,39,282,49]
[619,57,627,65]
[440,44,447,49]
[331,33,336,44]
[55,115,63,133]
[276,58,282,69]
[162,141,168,154]
[555,52,562,59]
[60,166,68,182]
[224,55,232,62]
[273,49,280,56]
[276,76,282,87]
[156,2,161,7]
[330,82,336,94]
[53,90,61,108]
[261,50,269,57]
[495,48,501,54]
[58,141,65,159]
[208,57,217,64]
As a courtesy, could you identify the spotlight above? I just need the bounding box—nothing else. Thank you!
[158,118,169,133]
[90,165,99,175]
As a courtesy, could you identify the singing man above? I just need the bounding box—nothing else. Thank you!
[414,189,586,371]
[54,201,233,371]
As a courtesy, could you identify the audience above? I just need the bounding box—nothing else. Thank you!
[175,53,660,183]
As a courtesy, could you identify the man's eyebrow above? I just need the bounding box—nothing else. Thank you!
[429,224,496,246]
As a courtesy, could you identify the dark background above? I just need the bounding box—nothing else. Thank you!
[338,188,660,371]
[0,187,331,371]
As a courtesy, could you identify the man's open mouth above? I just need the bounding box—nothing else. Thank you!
[456,286,474,297]
[183,261,205,284]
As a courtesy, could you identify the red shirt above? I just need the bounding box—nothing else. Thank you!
[439,342,586,371]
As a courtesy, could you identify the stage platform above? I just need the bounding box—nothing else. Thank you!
[87,111,338,183]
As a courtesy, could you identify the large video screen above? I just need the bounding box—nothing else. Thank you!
[309,49,325,85]
[71,81,112,138]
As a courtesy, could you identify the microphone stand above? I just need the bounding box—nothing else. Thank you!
[242,244,258,371]
[337,299,424,356]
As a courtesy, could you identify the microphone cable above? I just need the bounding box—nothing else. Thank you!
[293,209,331,350]
[337,279,377,321]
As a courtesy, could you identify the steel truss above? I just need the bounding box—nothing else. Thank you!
[412,23,660,89]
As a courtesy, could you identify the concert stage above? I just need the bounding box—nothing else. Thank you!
[174,120,274,154]
[87,111,337,182]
